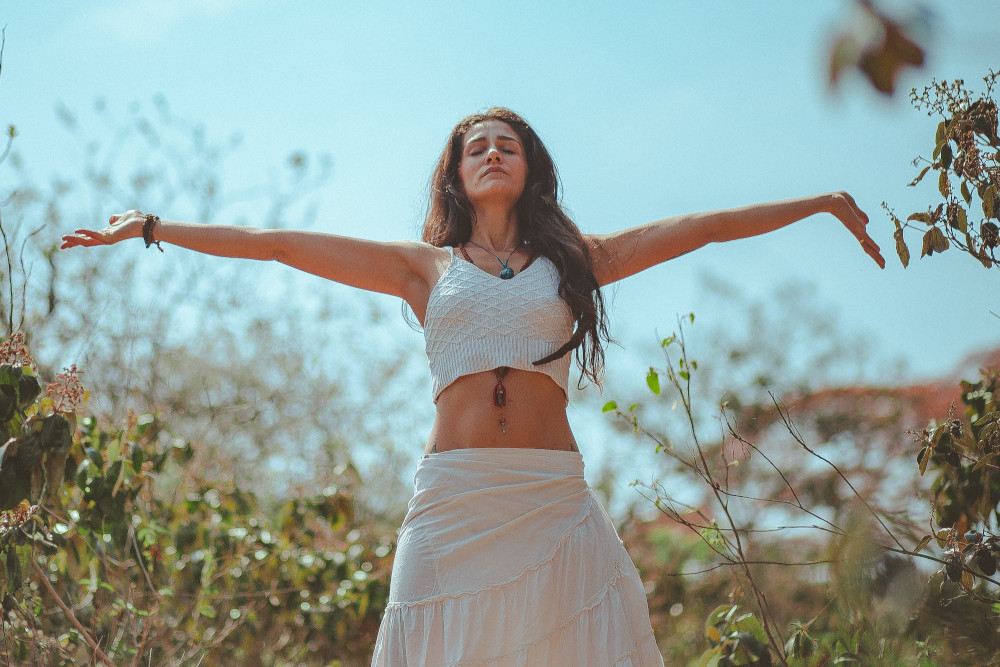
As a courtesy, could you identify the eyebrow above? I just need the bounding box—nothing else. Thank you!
[465,134,521,147]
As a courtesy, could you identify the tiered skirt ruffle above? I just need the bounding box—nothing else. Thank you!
[372,448,663,666]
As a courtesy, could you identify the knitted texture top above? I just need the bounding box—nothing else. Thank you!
[423,246,574,402]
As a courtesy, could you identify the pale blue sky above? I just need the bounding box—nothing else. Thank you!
[3,1,998,383]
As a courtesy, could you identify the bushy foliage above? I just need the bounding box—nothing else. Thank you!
[917,370,1000,593]
[886,71,1000,269]
[0,335,395,666]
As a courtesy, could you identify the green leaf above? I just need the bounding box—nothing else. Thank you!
[917,445,929,475]
[914,534,933,553]
[956,206,968,234]
[706,604,736,632]
[696,648,721,667]
[907,211,933,225]
[5,545,21,594]
[908,165,931,187]
[679,371,690,381]
[893,218,910,268]
[646,369,660,395]
[935,121,945,145]
[961,180,973,206]
[131,446,144,471]
[733,612,769,646]
[940,142,953,170]
[983,185,997,219]
[920,227,948,257]
[86,447,104,470]
[973,452,997,472]
[601,401,617,413]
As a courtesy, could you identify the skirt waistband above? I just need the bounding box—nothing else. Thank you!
[418,446,583,475]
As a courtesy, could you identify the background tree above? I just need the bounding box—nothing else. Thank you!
[2,95,427,514]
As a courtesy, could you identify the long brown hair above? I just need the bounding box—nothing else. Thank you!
[422,107,610,387]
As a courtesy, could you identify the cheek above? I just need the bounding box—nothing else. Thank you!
[514,162,528,190]
[458,161,476,191]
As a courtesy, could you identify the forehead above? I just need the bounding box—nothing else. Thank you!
[462,120,521,146]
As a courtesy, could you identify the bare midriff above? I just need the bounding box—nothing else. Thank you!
[424,368,577,456]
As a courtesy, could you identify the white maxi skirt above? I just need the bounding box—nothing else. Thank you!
[371,447,664,666]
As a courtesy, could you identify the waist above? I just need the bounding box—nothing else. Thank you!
[426,369,576,456]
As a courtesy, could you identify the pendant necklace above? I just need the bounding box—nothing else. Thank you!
[465,240,520,279]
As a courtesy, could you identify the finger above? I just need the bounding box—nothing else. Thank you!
[60,237,89,249]
[860,237,885,269]
[67,231,108,246]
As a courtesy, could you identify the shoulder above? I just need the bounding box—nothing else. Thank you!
[388,240,450,266]
[391,241,453,289]
[580,233,619,287]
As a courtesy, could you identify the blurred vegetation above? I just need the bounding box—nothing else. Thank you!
[0,336,394,665]
[606,312,999,665]
[828,0,928,96]
[1,89,424,516]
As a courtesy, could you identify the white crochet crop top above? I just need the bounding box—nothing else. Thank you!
[423,246,574,402]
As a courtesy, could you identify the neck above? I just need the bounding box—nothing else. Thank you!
[470,206,519,251]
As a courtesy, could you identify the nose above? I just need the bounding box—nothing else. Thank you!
[486,147,503,164]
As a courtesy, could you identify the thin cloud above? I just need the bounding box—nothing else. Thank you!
[83,0,248,44]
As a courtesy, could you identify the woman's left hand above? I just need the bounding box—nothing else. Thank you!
[827,192,885,269]
[60,210,146,250]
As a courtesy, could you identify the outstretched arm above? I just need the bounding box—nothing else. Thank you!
[61,211,446,321]
[586,192,884,287]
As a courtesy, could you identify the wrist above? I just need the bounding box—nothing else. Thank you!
[142,214,164,252]
[819,191,845,215]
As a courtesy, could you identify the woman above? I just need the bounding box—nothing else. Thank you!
[62,107,884,666]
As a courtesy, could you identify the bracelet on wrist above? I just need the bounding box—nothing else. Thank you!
[142,214,164,252]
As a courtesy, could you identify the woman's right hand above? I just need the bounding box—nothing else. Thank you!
[60,210,147,250]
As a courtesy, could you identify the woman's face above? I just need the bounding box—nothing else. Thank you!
[458,120,527,211]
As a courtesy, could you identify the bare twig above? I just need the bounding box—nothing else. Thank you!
[0,212,14,335]
[655,318,788,662]
[32,559,116,667]
[770,393,907,552]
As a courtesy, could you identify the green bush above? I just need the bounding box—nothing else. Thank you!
[0,332,394,666]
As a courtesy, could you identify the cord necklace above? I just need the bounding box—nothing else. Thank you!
[466,239,521,279]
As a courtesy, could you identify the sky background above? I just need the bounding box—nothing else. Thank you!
[3,1,999,509]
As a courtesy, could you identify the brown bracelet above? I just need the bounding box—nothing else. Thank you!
[142,214,163,252]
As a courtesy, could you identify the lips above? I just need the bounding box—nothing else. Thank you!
[483,166,507,176]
